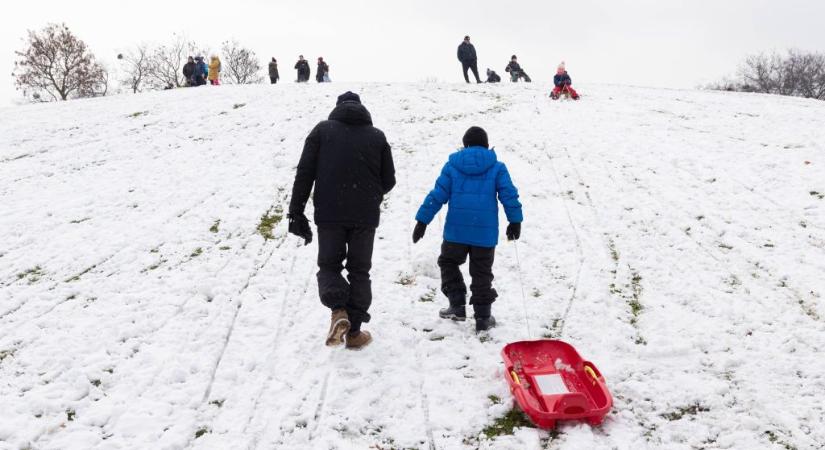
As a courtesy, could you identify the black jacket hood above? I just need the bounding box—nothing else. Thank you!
[328,102,373,126]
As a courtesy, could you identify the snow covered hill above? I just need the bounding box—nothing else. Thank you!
[1,82,824,450]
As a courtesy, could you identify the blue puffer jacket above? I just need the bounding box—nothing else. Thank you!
[416,146,523,248]
[554,72,572,87]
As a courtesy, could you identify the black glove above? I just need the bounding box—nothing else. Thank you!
[287,213,313,245]
[412,221,427,243]
[506,222,521,241]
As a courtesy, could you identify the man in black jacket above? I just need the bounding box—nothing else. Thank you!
[457,36,481,83]
[182,57,196,86]
[295,55,310,82]
[288,91,396,350]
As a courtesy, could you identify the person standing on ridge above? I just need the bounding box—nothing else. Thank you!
[295,55,311,82]
[316,57,330,82]
[269,58,280,84]
[288,91,396,350]
[457,35,482,83]
[182,56,196,86]
[208,55,221,85]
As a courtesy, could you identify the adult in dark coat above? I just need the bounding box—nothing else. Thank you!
[182,57,196,86]
[288,91,396,350]
[485,68,501,83]
[316,57,330,82]
[457,36,482,83]
[295,55,311,82]
[268,58,279,84]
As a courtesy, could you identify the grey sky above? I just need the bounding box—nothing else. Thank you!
[2,0,824,105]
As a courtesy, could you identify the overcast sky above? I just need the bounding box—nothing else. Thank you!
[2,0,824,105]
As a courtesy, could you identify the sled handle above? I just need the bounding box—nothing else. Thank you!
[510,370,521,385]
[584,365,599,385]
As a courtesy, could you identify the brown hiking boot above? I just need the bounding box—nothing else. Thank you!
[325,309,350,347]
[345,330,373,350]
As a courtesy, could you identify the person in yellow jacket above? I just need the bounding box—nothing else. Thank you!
[208,55,221,85]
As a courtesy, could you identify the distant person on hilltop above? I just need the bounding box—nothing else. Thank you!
[208,56,221,85]
[457,35,482,83]
[551,62,579,100]
[182,56,196,87]
[316,57,330,83]
[412,126,523,332]
[505,55,531,82]
[194,56,208,86]
[486,68,501,83]
[288,91,396,350]
[268,58,280,84]
[295,55,311,82]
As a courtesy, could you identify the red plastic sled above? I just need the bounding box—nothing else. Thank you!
[501,340,612,429]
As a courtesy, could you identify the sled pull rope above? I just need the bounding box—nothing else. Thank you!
[513,241,533,339]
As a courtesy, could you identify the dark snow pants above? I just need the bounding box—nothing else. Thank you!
[438,241,497,308]
[317,225,376,332]
[462,61,481,83]
[270,76,278,84]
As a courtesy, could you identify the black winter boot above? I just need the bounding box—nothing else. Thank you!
[473,304,496,332]
[439,294,467,321]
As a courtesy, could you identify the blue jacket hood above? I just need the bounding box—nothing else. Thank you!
[448,146,498,176]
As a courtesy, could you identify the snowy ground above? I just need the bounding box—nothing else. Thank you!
[1,82,824,450]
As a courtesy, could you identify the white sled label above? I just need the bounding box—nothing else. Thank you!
[534,374,569,395]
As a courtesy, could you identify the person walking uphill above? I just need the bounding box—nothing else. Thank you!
[412,127,523,332]
[268,58,279,84]
[457,35,482,83]
[288,91,396,350]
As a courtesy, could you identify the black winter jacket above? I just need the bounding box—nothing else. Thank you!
[269,61,279,79]
[295,60,310,79]
[289,102,396,227]
[505,61,522,73]
[316,62,329,82]
[554,72,572,87]
[183,62,196,78]
[457,42,477,63]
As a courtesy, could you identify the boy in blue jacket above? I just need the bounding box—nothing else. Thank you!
[412,127,523,331]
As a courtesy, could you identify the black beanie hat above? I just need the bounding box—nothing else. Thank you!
[336,91,361,105]
[462,126,488,148]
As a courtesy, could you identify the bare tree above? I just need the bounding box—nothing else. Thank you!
[712,49,825,100]
[118,44,151,93]
[220,39,263,84]
[145,34,200,89]
[13,23,108,101]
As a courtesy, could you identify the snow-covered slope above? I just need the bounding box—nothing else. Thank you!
[1,82,824,450]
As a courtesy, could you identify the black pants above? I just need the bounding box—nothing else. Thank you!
[438,241,497,307]
[462,61,481,83]
[270,77,278,84]
[317,225,376,331]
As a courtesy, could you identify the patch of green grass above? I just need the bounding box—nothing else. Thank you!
[219,246,231,251]
[66,265,96,282]
[90,379,101,387]
[194,427,210,439]
[396,273,415,286]
[191,247,203,258]
[531,288,541,298]
[70,217,91,224]
[128,111,148,118]
[764,430,797,450]
[718,243,734,250]
[810,191,824,200]
[0,349,15,363]
[418,288,436,302]
[607,238,619,262]
[209,399,224,408]
[209,220,220,233]
[66,409,76,421]
[233,103,246,109]
[482,408,535,439]
[661,403,709,421]
[257,206,283,240]
[17,266,44,284]
[488,395,502,405]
